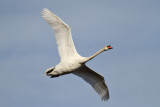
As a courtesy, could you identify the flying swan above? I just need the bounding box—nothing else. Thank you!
[41,8,112,101]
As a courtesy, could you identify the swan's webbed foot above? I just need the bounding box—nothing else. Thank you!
[50,75,60,78]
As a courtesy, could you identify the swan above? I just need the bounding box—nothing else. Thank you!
[41,8,112,101]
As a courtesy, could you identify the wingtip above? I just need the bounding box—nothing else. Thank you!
[42,8,48,11]
[41,8,50,15]
[101,93,110,101]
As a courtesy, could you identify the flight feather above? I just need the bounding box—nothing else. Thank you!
[41,8,79,61]
[73,65,110,101]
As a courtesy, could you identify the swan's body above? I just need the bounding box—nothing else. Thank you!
[41,8,112,101]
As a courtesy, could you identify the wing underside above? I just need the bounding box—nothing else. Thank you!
[73,65,110,101]
[41,8,79,61]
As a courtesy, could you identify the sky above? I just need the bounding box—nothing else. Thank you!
[0,0,160,107]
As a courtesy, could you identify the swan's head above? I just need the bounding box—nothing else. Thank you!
[104,45,113,51]
[44,67,55,76]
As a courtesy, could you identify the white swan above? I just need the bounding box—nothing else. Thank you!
[41,8,112,101]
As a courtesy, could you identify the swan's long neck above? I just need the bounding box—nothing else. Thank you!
[86,46,110,62]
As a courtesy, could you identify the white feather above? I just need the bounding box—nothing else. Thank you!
[41,8,79,62]
[73,65,109,101]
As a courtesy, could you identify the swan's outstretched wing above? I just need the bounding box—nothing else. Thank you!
[41,8,79,61]
[73,65,109,101]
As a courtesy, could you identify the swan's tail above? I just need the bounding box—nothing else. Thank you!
[45,67,72,78]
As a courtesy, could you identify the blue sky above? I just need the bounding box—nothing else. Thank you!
[0,0,160,107]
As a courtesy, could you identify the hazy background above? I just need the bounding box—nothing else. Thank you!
[0,0,160,107]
